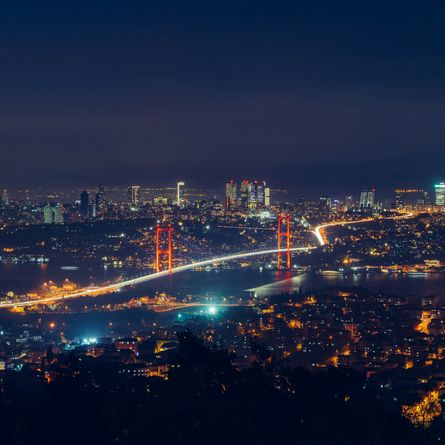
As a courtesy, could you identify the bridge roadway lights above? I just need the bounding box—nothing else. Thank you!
[0,247,315,309]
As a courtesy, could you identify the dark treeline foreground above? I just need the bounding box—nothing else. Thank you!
[0,332,434,445]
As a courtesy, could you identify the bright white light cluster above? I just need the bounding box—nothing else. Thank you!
[82,337,97,345]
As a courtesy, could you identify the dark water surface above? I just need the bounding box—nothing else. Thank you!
[1,262,444,338]
[1,262,445,299]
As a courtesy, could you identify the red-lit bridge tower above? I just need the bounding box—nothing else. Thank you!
[155,224,173,273]
[277,214,291,271]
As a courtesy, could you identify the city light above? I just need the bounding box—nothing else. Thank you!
[81,337,97,345]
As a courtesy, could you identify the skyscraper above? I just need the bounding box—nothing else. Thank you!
[264,186,270,207]
[395,190,405,209]
[344,196,354,212]
[128,186,141,210]
[2,189,9,206]
[80,191,89,218]
[247,181,258,209]
[225,180,237,210]
[95,185,106,215]
[435,182,445,206]
[43,204,64,224]
[176,181,185,206]
[43,204,53,224]
[359,189,375,210]
[239,180,250,209]
[238,180,268,210]
[255,181,265,207]
[53,204,64,224]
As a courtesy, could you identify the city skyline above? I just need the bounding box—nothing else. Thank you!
[1,179,445,199]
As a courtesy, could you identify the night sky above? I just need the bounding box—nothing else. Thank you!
[1,1,445,195]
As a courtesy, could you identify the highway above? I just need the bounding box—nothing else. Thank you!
[313,213,414,246]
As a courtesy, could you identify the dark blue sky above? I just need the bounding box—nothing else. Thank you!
[1,1,445,195]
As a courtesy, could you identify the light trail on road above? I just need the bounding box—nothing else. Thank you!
[313,213,415,246]
[0,247,314,309]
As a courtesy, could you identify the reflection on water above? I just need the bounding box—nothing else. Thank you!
[250,271,445,298]
[0,261,133,294]
[1,262,445,301]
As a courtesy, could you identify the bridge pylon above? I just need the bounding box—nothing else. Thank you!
[277,213,291,271]
[155,224,173,273]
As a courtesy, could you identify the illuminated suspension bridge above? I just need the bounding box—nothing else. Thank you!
[0,247,313,308]
[0,212,415,309]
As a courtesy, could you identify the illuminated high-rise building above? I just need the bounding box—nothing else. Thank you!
[359,189,375,210]
[239,180,268,210]
[53,204,64,224]
[248,182,258,209]
[395,190,405,209]
[435,182,445,206]
[264,187,270,207]
[176,181,185,206]
[239,180,250,209]
[80,191,89,218]
[128,186,141,210]
[2,189,9,206]
[225,180,237,210]
[255,181,265,206]
[344,196,354,211]
[95,185,107,215]
[44,204,64,224]
[393,189,426,209]
[43,204,53,224]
